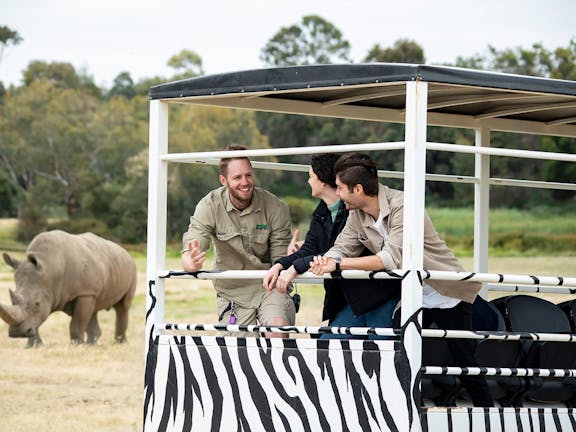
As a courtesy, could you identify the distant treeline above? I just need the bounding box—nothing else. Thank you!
[0,19,575,244]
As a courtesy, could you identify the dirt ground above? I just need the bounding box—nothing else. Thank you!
[0,256,574,431]
[0,262,324,432]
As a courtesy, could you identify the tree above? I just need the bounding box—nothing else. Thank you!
[167,49,204,79]
[551,39,576,80]
[22,60,101,97]
[364,39,425,64]
[108,71,136,99]
[260,15,351,66]
[453,39,576,79]
[449,41,576,208]
[0,25,22,64]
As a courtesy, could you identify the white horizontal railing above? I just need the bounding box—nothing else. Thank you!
[160,141,405,162]
[423,366,576,377]
[159,140,576,190]
[158,323,576,343]
[160,268,576,290]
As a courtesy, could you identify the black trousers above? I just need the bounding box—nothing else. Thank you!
[423,302,495,407]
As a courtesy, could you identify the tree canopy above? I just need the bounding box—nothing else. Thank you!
[0,20,574,243]
[260,15,351,66]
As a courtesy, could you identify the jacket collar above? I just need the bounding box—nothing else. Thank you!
[359,183,390,227]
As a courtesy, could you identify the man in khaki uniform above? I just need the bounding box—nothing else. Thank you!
[309,152,493,406]
[181,145,295,337]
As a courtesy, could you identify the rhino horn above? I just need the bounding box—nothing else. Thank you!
[9,289,25,305]
[0,303,25,326]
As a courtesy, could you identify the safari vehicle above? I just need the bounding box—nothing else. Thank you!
[144,64,576,431]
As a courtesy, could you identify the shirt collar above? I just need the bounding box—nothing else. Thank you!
[223,187,261,215]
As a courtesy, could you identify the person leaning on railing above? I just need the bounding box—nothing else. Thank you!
[181,144,295,338]
[263,153,401,339]
[308,152,494,407]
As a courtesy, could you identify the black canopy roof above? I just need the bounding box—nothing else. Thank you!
[150,64,576,137]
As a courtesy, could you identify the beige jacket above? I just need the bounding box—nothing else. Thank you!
[183,186,292,308]
[325,184,481,303]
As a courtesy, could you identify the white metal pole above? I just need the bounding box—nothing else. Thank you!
[402,80,428,432]
[474,127,490,297]
[145,100,168,351]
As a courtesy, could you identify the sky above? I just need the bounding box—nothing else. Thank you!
[2,0,575,89]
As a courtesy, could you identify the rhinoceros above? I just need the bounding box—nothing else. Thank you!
[0,230,137,347]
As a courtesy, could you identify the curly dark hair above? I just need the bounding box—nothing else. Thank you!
[310,154,340,188]
[334,153,379,196]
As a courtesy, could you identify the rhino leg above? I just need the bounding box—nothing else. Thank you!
[86,312,101,344]
[69,296,96,344]
[113,293,131,343]
[26,333,43,348]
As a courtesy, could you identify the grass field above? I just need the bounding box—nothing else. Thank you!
[0,216,575,431]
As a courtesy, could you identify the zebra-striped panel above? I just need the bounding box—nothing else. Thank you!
[422,407,576,432]
[143,335,413,432]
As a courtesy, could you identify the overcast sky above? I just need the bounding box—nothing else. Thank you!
[2,0,575,88]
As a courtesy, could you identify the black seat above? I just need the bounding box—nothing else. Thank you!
[558,300,576,332]
[392,308,461,406]
[421,337,461,406]
[474,300,525,406]
[493,295,576,406]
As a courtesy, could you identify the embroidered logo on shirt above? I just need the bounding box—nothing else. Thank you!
[255,224,269,230]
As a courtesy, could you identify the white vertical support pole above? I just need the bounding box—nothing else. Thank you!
[401,80,427,432]
[474,127,490,298]
[145,100,168,351]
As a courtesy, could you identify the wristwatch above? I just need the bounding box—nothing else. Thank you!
[334,257,341,272]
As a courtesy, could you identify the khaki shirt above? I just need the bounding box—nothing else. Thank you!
[325,184,481,303]
[183,186,292,308]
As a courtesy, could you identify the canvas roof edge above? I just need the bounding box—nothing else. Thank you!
[148,63,576,138]
[150,63,576,99]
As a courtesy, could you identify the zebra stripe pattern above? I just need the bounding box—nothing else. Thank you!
[145,273,576,431]
[143,335,414,431]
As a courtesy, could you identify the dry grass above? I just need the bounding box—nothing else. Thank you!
[0,254,574,431]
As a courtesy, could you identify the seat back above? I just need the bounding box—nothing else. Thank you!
[558,300,576,332]
[476,302,522,368]
[472,296,501,331]
[499,295,576,404]
[505,295,571,334]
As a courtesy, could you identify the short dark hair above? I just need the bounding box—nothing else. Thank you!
[310,154,340,188]
[219,144,252,176]
[334,153,379,196]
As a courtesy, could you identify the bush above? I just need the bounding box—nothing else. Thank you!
[16,201,47,243]
[283,196,317,227]
[490,232,576,256]
[47,218,114,240]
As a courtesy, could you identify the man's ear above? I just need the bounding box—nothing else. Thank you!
[354,184,364,195]
[219,174,227,187]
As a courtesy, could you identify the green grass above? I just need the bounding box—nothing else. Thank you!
[428,208,575,236]
[428,208,576,256]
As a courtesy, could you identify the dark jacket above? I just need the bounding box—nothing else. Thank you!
[276,200,400,322]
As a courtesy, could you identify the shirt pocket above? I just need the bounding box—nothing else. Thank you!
[251,231,270,259]
[215,231,243,265]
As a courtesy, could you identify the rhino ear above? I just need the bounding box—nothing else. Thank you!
[2,252,21,269]
[27,253,41,269]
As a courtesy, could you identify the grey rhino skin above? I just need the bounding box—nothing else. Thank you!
[0,230,136,347]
